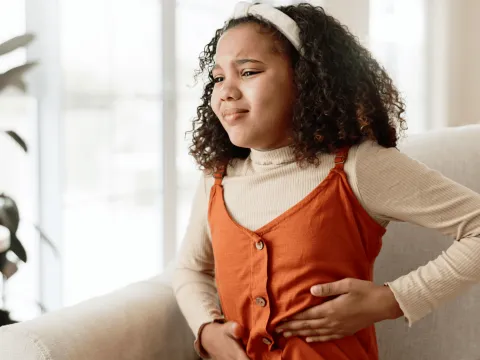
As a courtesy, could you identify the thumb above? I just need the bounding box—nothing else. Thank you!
[311,278,353,297]
[225,322,245,340]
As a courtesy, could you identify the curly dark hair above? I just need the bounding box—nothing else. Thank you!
[188,3,407,173]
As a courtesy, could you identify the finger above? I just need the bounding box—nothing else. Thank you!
[225,322,245,340]
[283,328,334,338]
[276,318,329,332]
[305,334,344,343]
[310,278,355,297]
[288,304,329,321]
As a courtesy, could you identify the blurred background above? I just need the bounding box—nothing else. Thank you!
[0,0,478,321]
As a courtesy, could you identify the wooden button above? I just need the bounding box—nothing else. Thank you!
[255,297,267,307]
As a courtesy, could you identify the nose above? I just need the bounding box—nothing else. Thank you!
[220,79,241,101]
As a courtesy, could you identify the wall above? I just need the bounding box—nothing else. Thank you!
[322,0,369,45]
[448,0,480,126]
[425,0,480,128]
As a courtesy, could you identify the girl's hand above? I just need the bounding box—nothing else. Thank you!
[201,321,250,360]
[275,278,404,343]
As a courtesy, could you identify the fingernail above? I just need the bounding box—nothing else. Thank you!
[284,332,292,338]
[306,337,313,343]
[311,286,322,295]
[275,328,284,333]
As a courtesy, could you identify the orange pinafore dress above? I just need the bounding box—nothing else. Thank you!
[208,147,386,360]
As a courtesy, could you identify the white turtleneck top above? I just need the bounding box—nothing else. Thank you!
[173,140,480,341]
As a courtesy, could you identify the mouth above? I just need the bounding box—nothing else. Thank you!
[222,108,249,123]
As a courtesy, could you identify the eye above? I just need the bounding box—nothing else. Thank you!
[213,76,224,83]
[242,70,260,77]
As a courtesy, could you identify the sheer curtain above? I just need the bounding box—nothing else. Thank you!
[369,0,427,134]
[60,0,163,306]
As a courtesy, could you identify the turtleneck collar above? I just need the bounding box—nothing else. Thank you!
[249,145,296,166]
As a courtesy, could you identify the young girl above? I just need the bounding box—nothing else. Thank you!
[174,2,480,359]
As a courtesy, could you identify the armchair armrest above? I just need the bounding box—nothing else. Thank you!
[0,269,198,360]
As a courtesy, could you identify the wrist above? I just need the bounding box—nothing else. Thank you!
[378,284,404,320]
[200,322,222,354]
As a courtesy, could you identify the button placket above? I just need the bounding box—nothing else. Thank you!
[250,234,273,347]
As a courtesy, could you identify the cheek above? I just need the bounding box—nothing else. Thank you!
[243,85,269,112]
[210,88,221,117]
[248,85,289,116]
[250,75,293,111]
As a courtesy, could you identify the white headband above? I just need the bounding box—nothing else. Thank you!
[231,1,304,56]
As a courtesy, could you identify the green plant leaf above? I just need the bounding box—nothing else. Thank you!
[0,61,38,93]
[1,78,27,92]
[4,131,28,152]
[0,34,35,56]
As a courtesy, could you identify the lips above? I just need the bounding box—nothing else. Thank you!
[222,108,249,117]
[221,108,249,124]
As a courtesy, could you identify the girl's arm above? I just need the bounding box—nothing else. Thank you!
[173,175,223,355]
[355,141,480,326]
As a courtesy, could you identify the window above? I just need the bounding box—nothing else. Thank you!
[60,0,163,305]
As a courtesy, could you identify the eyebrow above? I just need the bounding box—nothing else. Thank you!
[212,58,265,71]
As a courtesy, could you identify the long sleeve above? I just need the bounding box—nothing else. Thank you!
[173,175,223,346]
[355,142,480,325]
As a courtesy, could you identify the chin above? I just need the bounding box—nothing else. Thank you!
[227,132,253,148]
[229,137,251,148]
[227,128,273,149]
[230,133,277,149]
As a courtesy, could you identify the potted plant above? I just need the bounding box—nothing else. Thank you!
[0,33,59,326]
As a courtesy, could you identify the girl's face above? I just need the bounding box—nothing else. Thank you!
[211,23,296,150]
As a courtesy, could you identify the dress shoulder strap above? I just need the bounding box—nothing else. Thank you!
[333,146,350,170]
[213,165,226,185]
